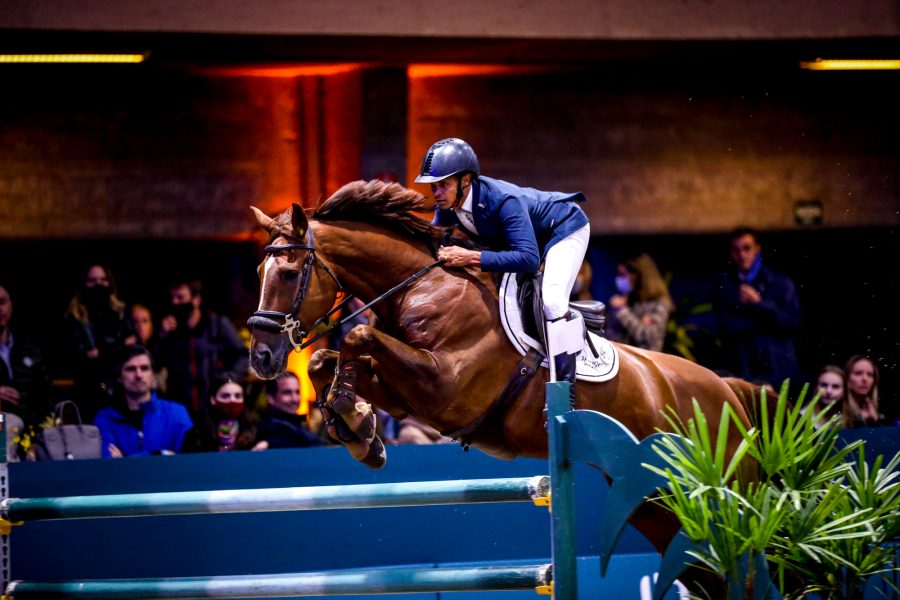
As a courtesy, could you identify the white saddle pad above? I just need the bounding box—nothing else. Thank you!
[498,273,619,383]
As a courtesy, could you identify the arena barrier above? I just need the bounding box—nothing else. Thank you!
[0,383,631,600]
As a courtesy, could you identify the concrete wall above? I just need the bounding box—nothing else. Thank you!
[409,65,900,234]
[2,0,898,39]
[2,63,897,239]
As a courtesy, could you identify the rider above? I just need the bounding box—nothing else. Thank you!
[415,137,590,409]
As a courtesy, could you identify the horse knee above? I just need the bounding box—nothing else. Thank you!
[342,324,376,353]
[309,349,338,377]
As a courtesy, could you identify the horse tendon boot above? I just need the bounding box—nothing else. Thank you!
[329,360,377,443]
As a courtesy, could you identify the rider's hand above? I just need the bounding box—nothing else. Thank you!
[438,246,481,268]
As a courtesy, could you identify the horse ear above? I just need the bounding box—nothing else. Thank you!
[250,206,274,231]
[291,203,309,236]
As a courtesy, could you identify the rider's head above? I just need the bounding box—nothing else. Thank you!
[415,138,480,210]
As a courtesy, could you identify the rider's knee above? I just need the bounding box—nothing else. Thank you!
[543,297,569,321]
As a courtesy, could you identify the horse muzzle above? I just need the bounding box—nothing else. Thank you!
[247,314,283,333]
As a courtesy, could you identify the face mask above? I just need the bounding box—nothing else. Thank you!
[82,285,111,308]
[614,275,633,295]
[169,303,193,326]
[213,401,244,419]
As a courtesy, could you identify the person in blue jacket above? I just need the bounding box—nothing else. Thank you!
[415,138,591,407]
[711,227,802,394]
[94,345,193,457]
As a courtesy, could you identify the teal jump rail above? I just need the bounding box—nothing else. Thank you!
[1,476,550,522]
[4,563,553,599]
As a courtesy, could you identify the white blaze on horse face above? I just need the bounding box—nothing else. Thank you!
[258,255,277,311]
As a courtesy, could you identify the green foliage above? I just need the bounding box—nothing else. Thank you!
[644,384,900,599]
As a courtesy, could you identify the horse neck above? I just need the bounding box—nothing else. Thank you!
[313,220,435,302]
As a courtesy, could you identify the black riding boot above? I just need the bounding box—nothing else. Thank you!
[553,351,578,411]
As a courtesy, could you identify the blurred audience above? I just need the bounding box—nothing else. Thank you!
[94,345,192,458]
[569,260,594,302]
[129,303,167,392]
[64,264,137,421]
[844,354,890,427]
[182,371,257,452]
[605,253,673,352]
[809,364,847,429]
[0,283,51,429]
[159,278,248,421]
[712,228,801,394]
[395,416,453,445]
[254,371,323,449]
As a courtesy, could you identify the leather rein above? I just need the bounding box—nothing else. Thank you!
[247,227,443,352]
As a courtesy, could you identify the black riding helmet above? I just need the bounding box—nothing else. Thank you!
[414,138,480,184]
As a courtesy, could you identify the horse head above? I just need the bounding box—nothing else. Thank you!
[247,203,342,379]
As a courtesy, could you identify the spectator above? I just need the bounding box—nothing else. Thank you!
[0,283,51,429]
[158,278,248,420]
[94,345,192,458]
[64,264,136,421]
[605,253,674,352]
[129,303,167,392]
[395,416,452,445]
[809,364,847,429]
[182,372,257,452]
[844,355,889,427]
[254,371,323,450]
[711,228,801,393]
[570,260,594,302]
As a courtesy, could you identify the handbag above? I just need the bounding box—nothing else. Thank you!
[34,400,102,460]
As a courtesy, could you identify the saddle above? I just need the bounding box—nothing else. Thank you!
[515,272,606,349]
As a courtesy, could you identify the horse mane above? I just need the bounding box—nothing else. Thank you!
[314,180,444,242]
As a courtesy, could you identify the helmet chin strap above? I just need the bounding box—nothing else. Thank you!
[452,174,471,209]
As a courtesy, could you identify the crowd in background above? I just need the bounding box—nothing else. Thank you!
[0,226,893,462]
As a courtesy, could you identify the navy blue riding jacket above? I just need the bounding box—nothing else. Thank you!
[432,176,588,273]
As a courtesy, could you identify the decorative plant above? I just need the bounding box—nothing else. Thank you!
[645,383,900,599]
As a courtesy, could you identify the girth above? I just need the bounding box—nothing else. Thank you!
[442,347,544,450]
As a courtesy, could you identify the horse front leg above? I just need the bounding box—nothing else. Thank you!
[326,324,444,469]
[307,349,387,469]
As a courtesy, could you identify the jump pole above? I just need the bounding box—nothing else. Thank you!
[0,383,581,599]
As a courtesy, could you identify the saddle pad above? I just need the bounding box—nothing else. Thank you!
[499,273,618,383]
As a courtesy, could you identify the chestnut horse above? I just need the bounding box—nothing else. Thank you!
[247,179,757,559]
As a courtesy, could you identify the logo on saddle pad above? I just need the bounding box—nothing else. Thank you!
[499,273,619,383]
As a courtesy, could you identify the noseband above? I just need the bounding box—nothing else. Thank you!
[247,227,348,351]
[248,226,444,352]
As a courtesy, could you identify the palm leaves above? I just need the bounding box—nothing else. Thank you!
[645,383,900,599]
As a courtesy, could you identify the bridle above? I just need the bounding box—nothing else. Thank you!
[247,226,443,352]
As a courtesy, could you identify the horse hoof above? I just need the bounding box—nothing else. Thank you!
[361,437,387,470]
[332,392,357,415]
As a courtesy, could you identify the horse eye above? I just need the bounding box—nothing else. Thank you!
[282,270,300,282]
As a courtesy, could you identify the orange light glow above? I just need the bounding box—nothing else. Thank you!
[202,64,362,78]
[408,64,544,78]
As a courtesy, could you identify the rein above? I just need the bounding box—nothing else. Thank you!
[248,227,443,352]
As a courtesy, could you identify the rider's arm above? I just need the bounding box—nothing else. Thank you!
[479,197,540,273]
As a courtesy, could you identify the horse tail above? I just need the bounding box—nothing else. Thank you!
[722,376,777,430]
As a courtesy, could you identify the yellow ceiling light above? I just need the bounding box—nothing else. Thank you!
[0,54,147,64]
[800,58,900,71]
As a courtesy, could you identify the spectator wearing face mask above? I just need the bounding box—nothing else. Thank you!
[64,264,137,421]
[158,278,248,422]
[181,371,257,453]
[605,253,674,352]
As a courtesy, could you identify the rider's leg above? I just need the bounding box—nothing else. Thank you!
[543,224,591,410]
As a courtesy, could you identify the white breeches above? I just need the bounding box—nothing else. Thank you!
[542,223,591,320]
